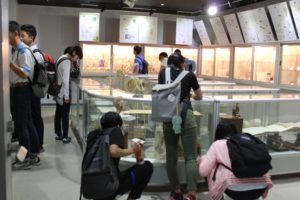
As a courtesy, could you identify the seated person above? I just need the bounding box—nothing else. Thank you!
[86,112,153,200]
[197,122,273,200]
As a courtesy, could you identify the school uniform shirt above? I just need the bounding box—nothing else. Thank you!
[10,41,35,84]
[57,55,71,100]
[134,54,144,73]
[198,139,273,200]
[30,44,44,64]
[160,57,168,70]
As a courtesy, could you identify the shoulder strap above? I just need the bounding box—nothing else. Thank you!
[17,47,39,83]
[56,57,70,67]
[212,163,232,181]
[172,70,189,85]
[165,67,171,84]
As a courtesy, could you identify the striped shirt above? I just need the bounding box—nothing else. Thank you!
[134,54,144,73]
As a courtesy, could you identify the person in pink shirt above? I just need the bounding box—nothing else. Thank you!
[198,122,272,200]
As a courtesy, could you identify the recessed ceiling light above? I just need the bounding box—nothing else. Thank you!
[207,5,218,16]
[161,3,165,6]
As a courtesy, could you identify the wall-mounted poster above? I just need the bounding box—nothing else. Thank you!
[119,15,158,44]
[176,18,194,45]
[290,0,300,37]
[238,8,274,43]
[209,17,229,45]
[194,20,211,45]
[79,12,100,41]
[268,2,297,41]
[223,13,244,44]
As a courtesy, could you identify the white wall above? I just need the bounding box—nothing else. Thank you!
[9,0,18,20]
[17,5,199,59]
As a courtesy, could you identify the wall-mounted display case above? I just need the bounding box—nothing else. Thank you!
[81,43,111,75]
[144,46,172,74]
[253,46,277,83]
[112,44,135,74]
[233,46,252,80]
[215,48,231,78]
[281,45,300,86]
[200,48,215,76]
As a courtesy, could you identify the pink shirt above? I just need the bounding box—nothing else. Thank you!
[198,140,273,200]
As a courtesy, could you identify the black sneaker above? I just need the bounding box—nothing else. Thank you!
[55,135,63,141]
[12,159,31,170]
[62,137,71,144]
[29,156,41,166]
[170,191,183,200]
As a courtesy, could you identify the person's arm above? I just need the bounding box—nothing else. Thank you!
[58,60,71,102]
[10,49,34,79]
[133,57,139,74]
[198,143,218,177]
[109,142,140,158]
[10,63,27,78]
[190,73,202,100]
[193,88,202,100]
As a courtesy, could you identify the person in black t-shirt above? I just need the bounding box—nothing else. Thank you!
[86,112,153,200]
[158,54,202,200]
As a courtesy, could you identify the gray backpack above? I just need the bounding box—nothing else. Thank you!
[151,68,189,122]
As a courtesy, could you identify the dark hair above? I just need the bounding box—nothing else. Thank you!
[167,54,185,69]
[20,24,37,41]
[159,52,168,59]
[9,21,20,36]
[214,122,238,141]
[133,46,142,54]
[64,46,73,54]
[73,45,83,59]
[174,49,181,55]
[100,112,123,129]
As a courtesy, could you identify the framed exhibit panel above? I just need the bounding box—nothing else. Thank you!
[223,13,244,44]
[194,20,211,45]
[79,12,100,42]
[176,18,194,45]
[290,0,300,36]
[209,17,230,45]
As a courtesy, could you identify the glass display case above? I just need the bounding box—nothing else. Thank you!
[144,46,172,74]
[215,48,231,78]
[234,46,252,80]
[281,45,300,86]
[112,44,135,74]
[200,48,215,76]
[253,46,277,83]
[81,43,112,75]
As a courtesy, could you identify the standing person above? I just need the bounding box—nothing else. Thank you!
[86,112,153,200]
[20,24,45,152]
[64,46,81,82]
[174,49,196,73]
[54,46,83,144]
[158,54,202,200]
[159,52,168,71]
[133,45,145,74]
[9,21,40,169]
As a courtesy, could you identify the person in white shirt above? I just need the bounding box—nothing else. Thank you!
[9,21,40,169]
[54,46,83,144]
[159,52,168,71]
[20,24,45,152]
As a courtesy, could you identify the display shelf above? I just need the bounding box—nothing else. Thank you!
[200,48,215,76]
[253,46,276,83]
[215,48,231,78]
[144,46,172,74]
[112,44,135,74]
[81,43,111,75]
[233,46,252,80]
[281,45,300,86]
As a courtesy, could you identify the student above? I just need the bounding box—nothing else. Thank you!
[158,54,202,200]
[9,21,40,169]
[86,112,153,200]
[159,52,168,71]
[198,122,273,200]
[54,46,83,144]
[64,46,81,81]
[133,45,145,74]
[20,24,45,152]
[174,49,196,73]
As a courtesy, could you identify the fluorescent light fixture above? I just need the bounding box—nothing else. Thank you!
[207,5,218,16]
[161,3,165,6]
[80,3,99,8]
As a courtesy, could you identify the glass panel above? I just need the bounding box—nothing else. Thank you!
[281,45,300,86]
[200,48,215,76]
[112,45,135,74]
[253,46,276,83]
[82,44,111,73]
[234,47,252,80]
[144,46,172,74]
[215,48,230,78]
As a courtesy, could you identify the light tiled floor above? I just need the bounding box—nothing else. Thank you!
[11,106,300,200]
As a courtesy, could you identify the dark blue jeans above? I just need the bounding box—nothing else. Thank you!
[10,86,40,155]
[31,95,44,147]
[54,101,71,138]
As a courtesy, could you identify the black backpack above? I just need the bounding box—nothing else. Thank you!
[80,129,119,199]
[141,59,149,74]
[227,133,272,178]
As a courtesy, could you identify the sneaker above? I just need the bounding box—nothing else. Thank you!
[62,137,71,144]
[170,191,183,200]
[29,156,41,166]
[184,194,196,200]
[55,135,63,141]
[12,159,31,170]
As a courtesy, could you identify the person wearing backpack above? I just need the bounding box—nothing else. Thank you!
[157,54,202,200]
[20,24,45,152]
[9,21,40,169]
[133,45,148,74]
[84,112,153,200]
[54,46,83,144]
[197,122,273,200]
